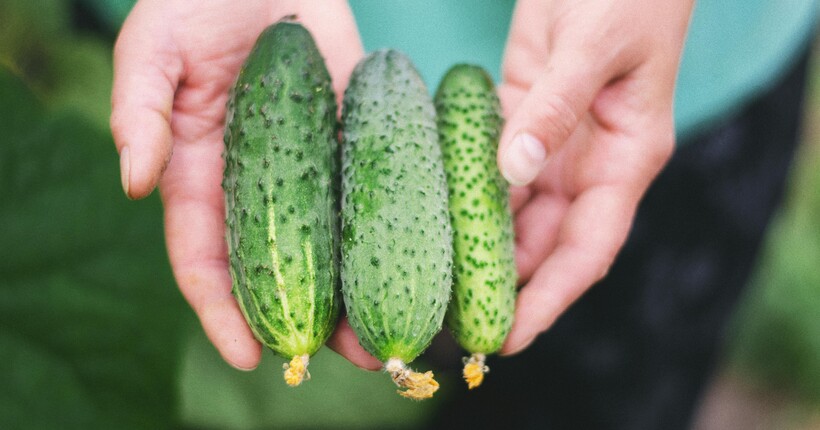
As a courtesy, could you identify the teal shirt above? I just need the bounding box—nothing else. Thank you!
[350,0,818,140]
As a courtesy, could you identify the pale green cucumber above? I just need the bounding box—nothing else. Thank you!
[434,64,517,389]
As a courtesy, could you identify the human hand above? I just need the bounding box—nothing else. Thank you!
[496,0,694,354]
[111,0,380,371]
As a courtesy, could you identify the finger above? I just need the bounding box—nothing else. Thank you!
[509,185,532,214]
[110,2,183,199]
[499,88,532,215]
[160,133,263,371]
[497,49,610,187]
[326,318,383,371]
[513,193,569,283]
[501,185,637,355]
[497,83,527,123]
[500,0,552,92]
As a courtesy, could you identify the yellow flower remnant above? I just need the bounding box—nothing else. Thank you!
[283,354,310,387]
[463,353,489,389]
[385,358,440,400]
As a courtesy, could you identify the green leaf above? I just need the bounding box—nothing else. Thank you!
[0,67,43,145]
[43,35,114,129]
[0,0,113,129]
[0,67,188,429]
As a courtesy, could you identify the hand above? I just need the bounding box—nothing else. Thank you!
[496,0,694,354]
[111,0,380,370]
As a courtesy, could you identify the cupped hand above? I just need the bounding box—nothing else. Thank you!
[111,0,380,371]
[496,0,694,354]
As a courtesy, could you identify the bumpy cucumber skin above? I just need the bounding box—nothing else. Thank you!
[435,64,516,354]
[222,22,340,359]
[341,50,453,363]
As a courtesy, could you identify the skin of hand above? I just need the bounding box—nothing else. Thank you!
[496,0,695,355]
[111,0,381,371]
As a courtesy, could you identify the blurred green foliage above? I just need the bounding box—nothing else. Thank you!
[0,2,185,427]
[727,93,820,402]
[0,0,113,129]
[0,50,184,430]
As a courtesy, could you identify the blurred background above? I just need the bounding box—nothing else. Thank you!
[1,1,818,428]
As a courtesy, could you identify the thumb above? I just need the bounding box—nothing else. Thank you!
[110,2,182,200]
[497,53,606,186]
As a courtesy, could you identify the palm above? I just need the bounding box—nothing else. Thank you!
[111,0,370,370]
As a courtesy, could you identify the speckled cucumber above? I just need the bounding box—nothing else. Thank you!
[341,50,453,400]
[434,64,517,389]
[222,21,340,386]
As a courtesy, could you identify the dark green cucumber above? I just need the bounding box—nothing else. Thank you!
[434,64,516,389]
[341,50,453,399]
[222,21,340,386]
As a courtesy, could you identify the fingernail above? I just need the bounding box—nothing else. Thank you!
[229,361,258,372]
[120,146,131,198]
[500,333,538,357]
[356,362,383,372]
[501,133,547,186]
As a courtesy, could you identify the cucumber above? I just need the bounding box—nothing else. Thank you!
[434,64,517,389]
[222,21,340,387]
[340,50,453,400]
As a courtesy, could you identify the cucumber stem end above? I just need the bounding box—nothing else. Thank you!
[283,354,310,386]
[385,358,439,400]
[462,353,488,389]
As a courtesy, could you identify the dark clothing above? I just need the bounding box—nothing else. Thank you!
[434,49,810,430]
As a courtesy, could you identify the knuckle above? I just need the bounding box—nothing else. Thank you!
[531,92,579,149]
